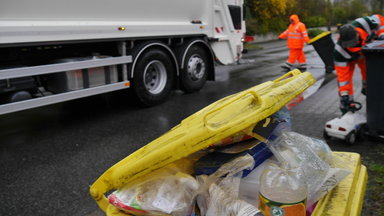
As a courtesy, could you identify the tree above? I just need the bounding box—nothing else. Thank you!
[245,0,296,35]
[348,0,369,19]
[369,0,384,14]
[245,0,373,35]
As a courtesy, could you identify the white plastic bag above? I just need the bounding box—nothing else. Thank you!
[108,172,199,216]
[196,154,262,216]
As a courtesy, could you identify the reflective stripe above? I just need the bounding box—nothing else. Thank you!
[339,81,350,86]
[302,31,307,34]
[335,44,352,59]
[340,91,349,96]
[288,36,304,39]
[284,62,293,67]
[372,15,380,24]
[379,26,384,30]
[335,61,348,67]
[288,32,301,35]
[356,17,371,33]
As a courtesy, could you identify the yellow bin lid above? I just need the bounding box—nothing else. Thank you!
[308,31,331,45]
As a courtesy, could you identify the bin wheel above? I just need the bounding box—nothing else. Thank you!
[346,130,357,145]
[323,130,331,140]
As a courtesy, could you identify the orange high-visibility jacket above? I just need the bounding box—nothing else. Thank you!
[372,14,384,38]
[279,14,310,49]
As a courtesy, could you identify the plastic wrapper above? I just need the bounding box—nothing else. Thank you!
[196,154,262,216]
[267,131,351,206]
[194,140,272,177]
[108,171,199,216]
[285,131,333,163]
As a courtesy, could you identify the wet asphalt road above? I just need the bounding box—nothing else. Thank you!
[0,40,324,216]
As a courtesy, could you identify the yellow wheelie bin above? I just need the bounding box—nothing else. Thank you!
[90,70,368,216]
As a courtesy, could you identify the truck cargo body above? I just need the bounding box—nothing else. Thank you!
[0,0,245,114]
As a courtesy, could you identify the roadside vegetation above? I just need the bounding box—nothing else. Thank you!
[364,154,384,215]
[244,0,383,35]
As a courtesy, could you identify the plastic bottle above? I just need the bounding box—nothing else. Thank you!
[258,162,307,216]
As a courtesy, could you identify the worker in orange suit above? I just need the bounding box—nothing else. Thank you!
[334,16,379,114]
[279,14,310,72]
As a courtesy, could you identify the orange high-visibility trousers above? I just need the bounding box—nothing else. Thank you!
[336,57,366,96]
[287,48,306,64]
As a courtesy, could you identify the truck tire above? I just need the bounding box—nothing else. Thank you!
[132,48,174,106]
[180,45,208,93]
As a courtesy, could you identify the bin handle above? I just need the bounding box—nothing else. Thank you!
[89,170,116,212]
[203,89,261,131]
[273,69,301,83]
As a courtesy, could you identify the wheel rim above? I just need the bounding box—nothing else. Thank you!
[349,132,356,144]
[187,54,206,81]
[143,60,167,94]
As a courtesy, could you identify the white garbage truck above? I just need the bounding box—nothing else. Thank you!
[0,0,245,115]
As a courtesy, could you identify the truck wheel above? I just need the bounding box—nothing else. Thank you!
[180,45,208,93]
[132,49,174,106]
[346,130,357,145]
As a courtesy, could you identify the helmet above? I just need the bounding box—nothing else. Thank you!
[339,24,358,48]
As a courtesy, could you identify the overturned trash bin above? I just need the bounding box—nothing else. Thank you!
[90,70,367,216]
[308,31,335,73]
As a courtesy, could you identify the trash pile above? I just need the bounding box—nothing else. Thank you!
[106,108,351,216]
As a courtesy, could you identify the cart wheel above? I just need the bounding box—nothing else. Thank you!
[357,123,367,141]
[346,130,357,145]
[323,130,331,140]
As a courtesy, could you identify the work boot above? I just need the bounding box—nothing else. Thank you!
[298,63,307,72]
[340,95,351,114]
[361,87,366,96]
[281,62,292,73]
[361,81,367,96]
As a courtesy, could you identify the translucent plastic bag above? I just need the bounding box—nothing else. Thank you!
[196,154,262,216]
[285,131,333,163]
[267,131,351,206]
[238,158,276,207]
[258,160,308,216]
[108,171,198,216]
